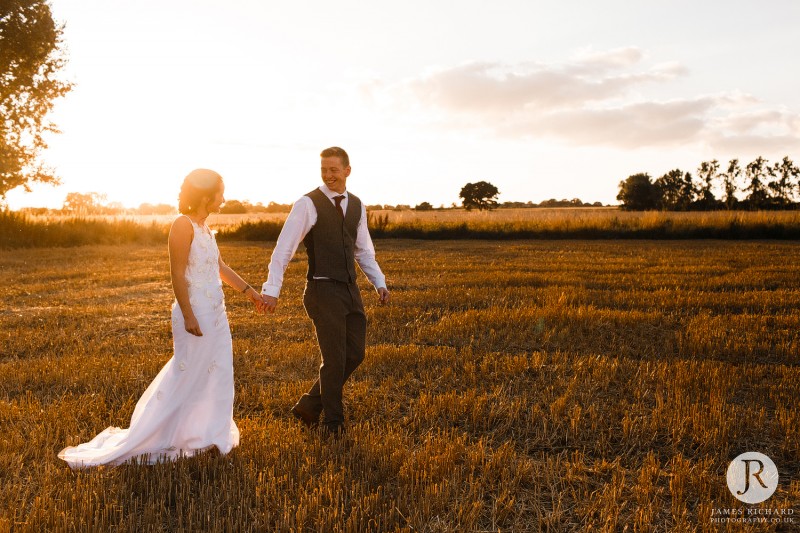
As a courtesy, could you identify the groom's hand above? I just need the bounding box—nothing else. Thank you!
[377,287,391,305]
[261,294,278,313]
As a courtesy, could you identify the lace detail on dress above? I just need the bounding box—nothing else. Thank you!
[184,217,225,314]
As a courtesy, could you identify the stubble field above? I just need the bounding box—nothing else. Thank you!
[0,239,798,532]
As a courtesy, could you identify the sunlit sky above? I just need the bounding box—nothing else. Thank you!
[7,0,800,210]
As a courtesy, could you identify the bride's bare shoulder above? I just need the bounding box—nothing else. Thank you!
[169,215,194,240]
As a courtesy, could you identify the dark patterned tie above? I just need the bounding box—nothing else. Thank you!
[334,195,345,218]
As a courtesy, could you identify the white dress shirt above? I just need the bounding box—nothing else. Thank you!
[261,185,387,298]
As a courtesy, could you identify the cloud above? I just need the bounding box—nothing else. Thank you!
[705,104,800,152]
[503,98,714,148]
[707,133,800,154]
[406,47,684,113]
[569,46,646,72]
[367,48,800,153]
[713,109,792,135]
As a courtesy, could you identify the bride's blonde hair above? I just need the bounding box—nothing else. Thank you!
[178,169,223,215]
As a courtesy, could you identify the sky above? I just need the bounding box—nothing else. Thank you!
[6,0,800,210]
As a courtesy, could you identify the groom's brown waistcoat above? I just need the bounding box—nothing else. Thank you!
[303,188,362,283]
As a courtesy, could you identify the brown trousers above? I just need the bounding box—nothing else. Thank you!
[296,279,367,426]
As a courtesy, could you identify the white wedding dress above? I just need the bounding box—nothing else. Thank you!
[59,217,240,468]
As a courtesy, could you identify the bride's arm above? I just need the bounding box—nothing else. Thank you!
[218,257,263,308]
[169,217,203,336]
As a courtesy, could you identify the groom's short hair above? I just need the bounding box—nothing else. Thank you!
[321,146,349,168]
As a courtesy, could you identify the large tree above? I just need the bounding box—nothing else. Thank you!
[617,173,659,211]
[769,156,799,206]
[62,191,105,214]
[219,199,247,214]
[654,169,685,211]
[1,0,71,199]
[654,169,695,211]
[459,181,500,211]
[743,156,771,209]
[677,171,697,210]
[695,159,720,209]
[720,159,741,210]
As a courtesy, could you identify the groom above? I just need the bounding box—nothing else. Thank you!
[260,147,390,435]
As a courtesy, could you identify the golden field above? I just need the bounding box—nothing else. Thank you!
[32,207,800,232]
[0,239,799,532]
[5,209,800,249]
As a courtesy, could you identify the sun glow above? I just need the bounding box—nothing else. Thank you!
[5,0,800,211]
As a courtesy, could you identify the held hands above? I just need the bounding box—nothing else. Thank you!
[243,287,276,315]
[245,287,263,309]
[259,294,278,313]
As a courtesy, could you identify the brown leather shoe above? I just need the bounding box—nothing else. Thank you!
[291,405,319,428]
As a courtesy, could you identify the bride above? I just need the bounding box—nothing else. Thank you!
[59,169,263,468]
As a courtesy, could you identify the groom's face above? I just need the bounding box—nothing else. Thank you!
[321,156,350,194]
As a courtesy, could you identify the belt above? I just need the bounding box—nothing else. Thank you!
[309,278,353,284]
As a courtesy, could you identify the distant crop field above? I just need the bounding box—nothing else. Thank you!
[12,207,621,230]
[1,239,798,531]
[21,211,290,228]
[19,206,800,229]
[6,209,800,249]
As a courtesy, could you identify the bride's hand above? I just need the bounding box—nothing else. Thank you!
[245,288,265,312]
[184,315,203,336]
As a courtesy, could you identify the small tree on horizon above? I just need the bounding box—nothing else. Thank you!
[720,159,742,210]
[678,171,698,210]
[138,203,177,215]
[744,156,771,209]
[459,181,500,211]
[62,192,106,215]
[654,169,685,211]
[696,160,720,209]
[617,173,659,210]
[219,199,246,214]
[769,156,800,206]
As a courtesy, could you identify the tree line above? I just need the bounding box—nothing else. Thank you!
[617,156,800,211]
[18,195,298,216]
[20,181,605,217]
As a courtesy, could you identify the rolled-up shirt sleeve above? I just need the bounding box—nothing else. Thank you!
[261,197,315,298]
[354,203,387,290]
